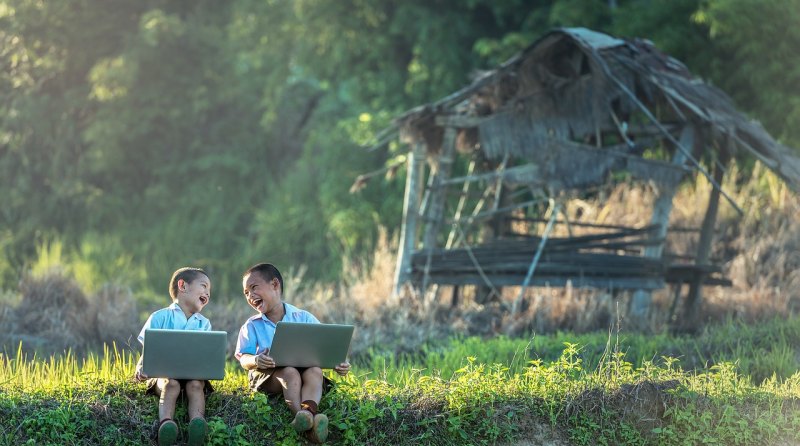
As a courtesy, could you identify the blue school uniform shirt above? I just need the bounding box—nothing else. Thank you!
[137,302,212,345]
[234,302,319,359]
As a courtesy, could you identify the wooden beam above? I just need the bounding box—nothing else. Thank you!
[435,115,488,128]
[393,142,427,295]
[416,274,666,290]
[683,148,731,326]
[420,127,458,292]
[630,126,692,322]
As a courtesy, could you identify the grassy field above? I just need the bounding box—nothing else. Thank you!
[2,317,800,446]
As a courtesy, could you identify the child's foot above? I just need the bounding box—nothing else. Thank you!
[305,413,329,444]
[291,409,314,433]
[187,417,207,446]
[157,419,178,446]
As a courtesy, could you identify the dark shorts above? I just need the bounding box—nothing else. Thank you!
[248,368,333,394]
[145,378,214,397]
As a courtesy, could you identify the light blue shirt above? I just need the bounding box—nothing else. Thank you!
[137,302,212,345]
[234,302,319,359]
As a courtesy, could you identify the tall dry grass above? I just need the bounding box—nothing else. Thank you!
[2,162,798,358]
[1,268,140,355]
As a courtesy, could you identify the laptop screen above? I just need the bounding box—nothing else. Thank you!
[269,322,354,369]
[142,329,227,380]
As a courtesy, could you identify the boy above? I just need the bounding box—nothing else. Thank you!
[134,267,212,446]
[235,263,351,444]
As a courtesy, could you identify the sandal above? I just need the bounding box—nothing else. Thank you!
[305,413,329,444]
[187,417,207,446]
[291,409,314,433]
[157,418,178,446]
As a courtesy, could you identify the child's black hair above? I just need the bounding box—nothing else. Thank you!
[169,267,209,300]
[244,263,284,294]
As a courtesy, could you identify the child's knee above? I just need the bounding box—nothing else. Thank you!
[185,380,204,394]
[304,367,323,380]
[163,378,181,393]
[281,367,302,380]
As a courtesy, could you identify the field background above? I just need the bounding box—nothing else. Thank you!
[2,0,800,444]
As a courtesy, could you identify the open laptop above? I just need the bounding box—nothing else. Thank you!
[269,322,354,369]
[142,329,227,380]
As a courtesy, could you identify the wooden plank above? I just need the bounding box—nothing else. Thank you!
[435,115,488,128]
[393,142,427,295]
[415,273,666,290]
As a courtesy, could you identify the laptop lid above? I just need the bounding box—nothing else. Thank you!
[270,322,354,369]
[142,329,227,380]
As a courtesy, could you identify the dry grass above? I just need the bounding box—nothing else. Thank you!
[2,162,799,357]
[1,268,141,355]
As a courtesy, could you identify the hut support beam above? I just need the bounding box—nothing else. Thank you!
[683,149,730,328]
[393,142,427,296]
[629,126,692,324]
[421,127,458,292]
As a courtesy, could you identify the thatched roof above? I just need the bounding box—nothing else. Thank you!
[394,27,800,192]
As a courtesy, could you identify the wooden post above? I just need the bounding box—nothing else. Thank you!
[629,126,692,324]
[683,148,731,327]
[421,127,457,292]
[393,142,427,296]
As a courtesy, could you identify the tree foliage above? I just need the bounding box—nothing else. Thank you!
[0,0,797,297]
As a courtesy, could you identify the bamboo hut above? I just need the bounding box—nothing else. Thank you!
[365,28,800,325]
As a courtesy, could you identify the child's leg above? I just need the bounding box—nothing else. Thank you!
[184,380,206,420]
[268,367,303,413]
[156,379,181,421]
[300,367,323,406]
[185,381,208,446]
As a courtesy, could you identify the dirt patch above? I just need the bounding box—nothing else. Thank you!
[499,413,572,446]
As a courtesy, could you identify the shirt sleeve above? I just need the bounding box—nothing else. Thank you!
[305,312,321,324]
[136,313,155,345]
[234,322,256,360]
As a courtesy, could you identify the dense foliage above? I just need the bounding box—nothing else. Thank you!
[1,0,799,298]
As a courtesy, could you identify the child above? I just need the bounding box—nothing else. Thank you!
[134,267,212,446]
[235,263,351,444]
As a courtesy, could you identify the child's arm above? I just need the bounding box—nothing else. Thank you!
[133,355,148,381]
[238,351,274,371]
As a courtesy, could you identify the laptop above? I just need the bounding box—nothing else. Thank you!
[142,329,228,380]
[269,322,355,369]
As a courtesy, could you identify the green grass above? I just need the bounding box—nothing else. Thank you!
[2,318,800,445]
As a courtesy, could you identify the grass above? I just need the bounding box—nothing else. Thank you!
[2,317,800,445]
[2,165,800,444]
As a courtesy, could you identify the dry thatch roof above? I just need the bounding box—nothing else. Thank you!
[394,27,800,192]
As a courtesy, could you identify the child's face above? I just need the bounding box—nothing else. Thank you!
[176,274,211,314]
[243,272,281,315]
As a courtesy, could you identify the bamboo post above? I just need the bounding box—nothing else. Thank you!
[629,126,693,324]
[683,148,731,328]
[393,142,427,296]
[421,127,458,293]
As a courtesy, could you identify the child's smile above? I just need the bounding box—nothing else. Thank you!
[177,275,211,315]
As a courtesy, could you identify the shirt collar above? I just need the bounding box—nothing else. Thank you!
[169,301,194,318]
[259,302,287,325]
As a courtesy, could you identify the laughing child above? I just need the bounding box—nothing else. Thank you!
[235,262,351,444]
[134,267,212,446]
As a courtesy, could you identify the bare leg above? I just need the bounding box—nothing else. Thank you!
[157,378,181,421]
[185,380,206,420]
[300,367,323,405]
[262,367,302,413]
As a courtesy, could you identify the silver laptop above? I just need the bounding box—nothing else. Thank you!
[142,329,227,380]
[270,322,354,369]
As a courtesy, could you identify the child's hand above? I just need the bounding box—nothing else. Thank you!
[134,367,148,382]
[334,361,351,376]
[255,351,276,370]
